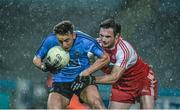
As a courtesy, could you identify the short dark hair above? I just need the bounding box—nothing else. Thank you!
[53,20,74,35]
[100,18,121,36]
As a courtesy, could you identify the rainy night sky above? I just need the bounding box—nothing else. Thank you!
[0,0,180,108]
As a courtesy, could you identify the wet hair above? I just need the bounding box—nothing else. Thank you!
[53,20,74,35]
[100,18,121,36]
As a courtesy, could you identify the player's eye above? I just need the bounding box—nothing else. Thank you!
[64,38,70,42]
[105,36,111,38]
[59,38,70,44]
[99,34,104,38]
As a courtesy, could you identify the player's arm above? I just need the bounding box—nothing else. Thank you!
[33,55,58,72]
[33,37,58,72]
[80,51,110,76]
[71,51,109,91]
[71,65,124,91]
[33,55,44,70]
[95,66,125,84]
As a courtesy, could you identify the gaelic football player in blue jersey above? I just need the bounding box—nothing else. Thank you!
[33,20,109,109]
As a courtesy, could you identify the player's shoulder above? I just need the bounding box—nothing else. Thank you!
[75,30,96,43]
[117,37,136,54]
[118,37,131,47]
[41,33,59,46]
[45,33,57,41]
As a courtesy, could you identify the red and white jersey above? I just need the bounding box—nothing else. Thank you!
[97,37,150,81]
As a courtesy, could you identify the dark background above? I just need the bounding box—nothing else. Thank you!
[0,0,180,108]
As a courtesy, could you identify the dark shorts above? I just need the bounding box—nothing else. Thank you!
[49,82,84,100]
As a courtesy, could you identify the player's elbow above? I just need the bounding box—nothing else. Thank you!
[111,77,119,83]
[33,56,41,66]
[111,73,120,83]
[33,56,36,64]
[33,56,37,65]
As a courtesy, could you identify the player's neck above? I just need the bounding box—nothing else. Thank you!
[109,39,118,50]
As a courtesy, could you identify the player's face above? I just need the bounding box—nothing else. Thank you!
[56,33,75,51]
[99,28,117,48]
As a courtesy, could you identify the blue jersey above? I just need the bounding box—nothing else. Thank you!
[35,31,104,82]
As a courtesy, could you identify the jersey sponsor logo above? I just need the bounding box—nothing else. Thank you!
[68,51,81,67]
[69,59,81,67]
[75,51,80,58]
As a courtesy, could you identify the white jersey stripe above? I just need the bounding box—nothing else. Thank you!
[119,39,129,68]
[147,71,156,96]
[118,43,127,67]
[119,40,129,67]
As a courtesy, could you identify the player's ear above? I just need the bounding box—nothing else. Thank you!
[115,33,120,38]
[72,32,76,39]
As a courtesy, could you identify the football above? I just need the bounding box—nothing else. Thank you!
[45,46,70,69]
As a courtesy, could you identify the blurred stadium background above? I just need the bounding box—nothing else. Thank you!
[0,0,180,109]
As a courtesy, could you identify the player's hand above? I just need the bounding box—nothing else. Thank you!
[41,60,58,73]
[71,75,96,91]
[71,76,85,91]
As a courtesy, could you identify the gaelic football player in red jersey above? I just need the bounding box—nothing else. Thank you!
[95,18,158,109]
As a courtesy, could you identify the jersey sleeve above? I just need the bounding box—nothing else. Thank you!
[35,36,59,59]
[114,45,129,69]
[35,38,50,59]
[89,41,104,58]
